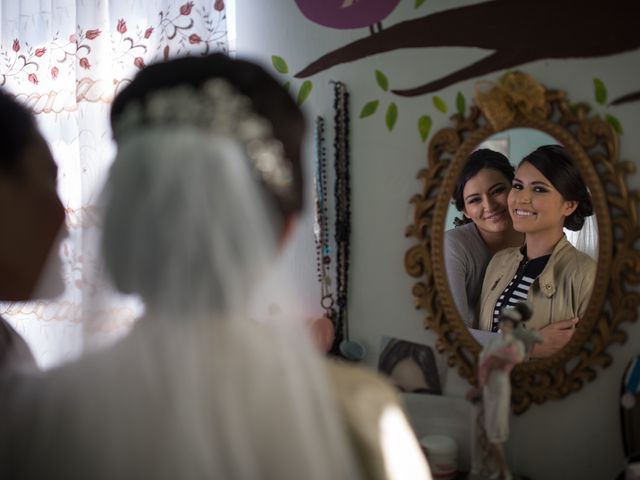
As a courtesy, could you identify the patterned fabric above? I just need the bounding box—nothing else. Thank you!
[0,1,228,368]
[491,254,549,332]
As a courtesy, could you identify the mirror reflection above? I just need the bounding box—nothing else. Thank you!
[444,128,599,358]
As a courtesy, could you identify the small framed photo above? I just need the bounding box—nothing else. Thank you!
[378,336,442,395]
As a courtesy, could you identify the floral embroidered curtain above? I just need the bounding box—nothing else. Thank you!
[0,0,228,368]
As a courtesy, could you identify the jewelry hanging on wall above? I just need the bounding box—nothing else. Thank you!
[331,81,364,361]
[313,116,336,324]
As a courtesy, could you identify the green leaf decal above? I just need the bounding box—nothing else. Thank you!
[385,102,398,131]
[271,55,288,74]
[415,0,426,6]
[433,95,447,113]
[593,78,607,105]
[375,70,389,92]
[296,80,313,106]
[606,114,624,134]
[456,92,466,116]
[360,100,379,118]
[418,115,432,142]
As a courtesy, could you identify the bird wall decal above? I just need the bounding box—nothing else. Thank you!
[293,0,402,34]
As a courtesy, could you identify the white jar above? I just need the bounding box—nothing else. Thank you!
[419,434,458,480]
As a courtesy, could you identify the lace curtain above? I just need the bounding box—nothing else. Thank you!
[0,0,229,368]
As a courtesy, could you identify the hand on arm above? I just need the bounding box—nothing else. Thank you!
[530,317,579,359]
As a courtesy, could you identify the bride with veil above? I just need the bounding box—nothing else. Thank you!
[0,54,430,479]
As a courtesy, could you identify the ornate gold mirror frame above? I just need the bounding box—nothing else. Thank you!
[405,72,640,414]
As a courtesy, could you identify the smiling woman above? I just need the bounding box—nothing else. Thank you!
[478,145,596,357]
[444,149,524,327]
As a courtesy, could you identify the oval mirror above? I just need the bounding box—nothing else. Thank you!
[405,72,640,414]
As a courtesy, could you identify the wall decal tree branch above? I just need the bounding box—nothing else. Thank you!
[295,0,640,99]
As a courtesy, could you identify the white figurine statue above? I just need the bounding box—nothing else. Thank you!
[468,302,542,480]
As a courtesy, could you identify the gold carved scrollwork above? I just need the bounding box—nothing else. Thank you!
[404,71,640,414]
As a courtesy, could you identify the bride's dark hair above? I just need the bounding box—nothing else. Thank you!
[110,53,305,222]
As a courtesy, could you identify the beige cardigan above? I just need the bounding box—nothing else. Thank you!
[479,236,596,331]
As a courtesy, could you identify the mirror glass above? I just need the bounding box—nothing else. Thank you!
[443,127,599,338]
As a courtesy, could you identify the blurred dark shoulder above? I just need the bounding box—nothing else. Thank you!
[0,316,37,371]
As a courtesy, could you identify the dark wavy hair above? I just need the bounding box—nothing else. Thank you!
[0,89,37,176]
[378,339,441,394]
[520,144,593,231]
[452,148,514,227]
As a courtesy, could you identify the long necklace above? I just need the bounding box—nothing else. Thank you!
[313,116,335,320]
[332,81,351,356]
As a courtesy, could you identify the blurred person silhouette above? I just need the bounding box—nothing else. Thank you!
[0,54,430,480]
[0,89,67,371]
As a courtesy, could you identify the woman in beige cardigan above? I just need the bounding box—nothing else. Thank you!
[479,145,596,358]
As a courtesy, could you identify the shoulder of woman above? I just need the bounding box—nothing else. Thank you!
[547,243,596,291]
[444,224,468,246]
[482,248,520,286]
[325,359,400,405]
[324,359,430,480]
[555,241,597,270]
[445,223,486,252]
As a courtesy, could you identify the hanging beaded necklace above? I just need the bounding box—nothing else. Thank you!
[313,116,336,320]
[312,82,354,358]
[333,81,351,356]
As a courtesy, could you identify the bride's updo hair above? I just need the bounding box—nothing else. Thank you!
[520,144,593,231]
[110,53,305,222]
[104,54,306,313]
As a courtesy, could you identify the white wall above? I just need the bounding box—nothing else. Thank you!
[235,1,640,478]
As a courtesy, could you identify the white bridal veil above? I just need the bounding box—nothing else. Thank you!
[0,79,363,479]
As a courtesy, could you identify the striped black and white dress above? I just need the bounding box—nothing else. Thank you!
[491,254,551,332]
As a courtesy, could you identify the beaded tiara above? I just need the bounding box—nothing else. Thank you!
[112,78,293,202]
